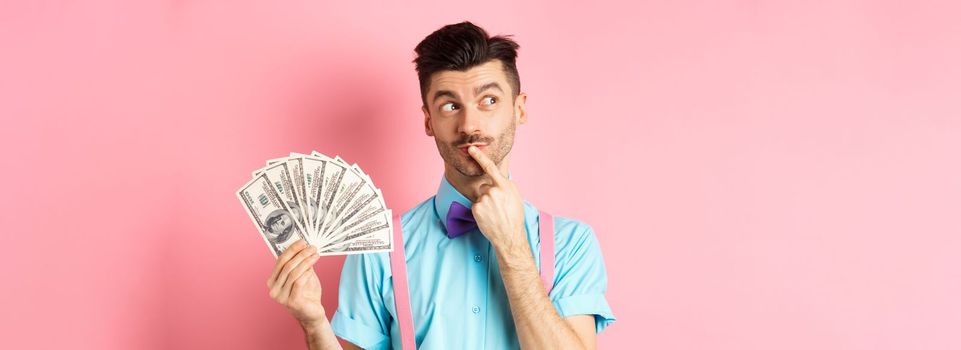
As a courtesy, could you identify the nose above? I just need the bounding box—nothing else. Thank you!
[457,105,482,136]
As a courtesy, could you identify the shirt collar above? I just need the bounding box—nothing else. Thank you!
[434,175,471,234]
[433,172,512,235]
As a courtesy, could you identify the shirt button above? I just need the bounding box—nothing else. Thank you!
[473,255,483,262]
[472,306,480,314]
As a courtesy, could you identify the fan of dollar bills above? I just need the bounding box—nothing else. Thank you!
[236,151,393,258]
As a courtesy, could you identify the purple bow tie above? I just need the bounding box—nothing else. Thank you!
[445,201,477,239]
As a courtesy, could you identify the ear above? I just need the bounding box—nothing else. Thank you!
[514,92,528,125]
[422,105,434,137]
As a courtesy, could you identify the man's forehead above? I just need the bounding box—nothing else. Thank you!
[429,61,509,95]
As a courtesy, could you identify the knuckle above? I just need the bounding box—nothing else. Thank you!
[295,248,313,259]
[281,266,293,277]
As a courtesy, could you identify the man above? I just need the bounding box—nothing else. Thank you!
[266,21,615,349]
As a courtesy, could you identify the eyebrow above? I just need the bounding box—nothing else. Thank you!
[431,82,505,104]
[474,82,504,96]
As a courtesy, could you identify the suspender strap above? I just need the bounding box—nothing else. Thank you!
[539,210,555,294]
[389,214,417,350]
[388,210,556,349]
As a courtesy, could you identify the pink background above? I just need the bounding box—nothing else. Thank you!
[2,1,960,349]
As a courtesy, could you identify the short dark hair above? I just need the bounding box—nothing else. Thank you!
[413,21,521,107]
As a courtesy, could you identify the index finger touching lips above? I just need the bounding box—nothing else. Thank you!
[468,146,504,184]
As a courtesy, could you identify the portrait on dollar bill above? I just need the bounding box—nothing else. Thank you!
[263,206,302,245]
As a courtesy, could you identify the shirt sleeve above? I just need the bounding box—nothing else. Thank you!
[331,252,393,350]
[548,218,617,334]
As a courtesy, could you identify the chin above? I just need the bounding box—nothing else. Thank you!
[452,162,485,177]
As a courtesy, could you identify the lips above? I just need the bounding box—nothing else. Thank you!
[457,143,487,155]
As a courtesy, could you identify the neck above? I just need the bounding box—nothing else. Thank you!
[444,155,511,202]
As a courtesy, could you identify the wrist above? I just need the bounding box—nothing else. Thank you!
[490,226,526,251]
[494,238,534,272]
[298,309,342,350]
[299,309,330,332]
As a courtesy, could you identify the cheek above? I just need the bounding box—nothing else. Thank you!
[430,123,457,141]
[491,116,513,136]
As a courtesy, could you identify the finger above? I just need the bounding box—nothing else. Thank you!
[282,253,320,296]
[268,240,309,287]
[477,182,493,196]
[270,245,317,293]
[271,248,316,302]
[288,273,306,303]
[279,254,320,303]
[467,146,505,185]
[284,253,320,289]
[288,271,319,305]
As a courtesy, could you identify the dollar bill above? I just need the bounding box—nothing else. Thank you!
[314,157,347,236]
[321,164,385,240]
[256,162,311,238]
[301,156,327,237]
[320,210,393,255]
[323,188,386,243]
[237,174,310,257]
[286,157,307,216]
[317,160,367,238]
[240,151,393,256]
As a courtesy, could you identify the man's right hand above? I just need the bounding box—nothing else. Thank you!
[267,239,324,326]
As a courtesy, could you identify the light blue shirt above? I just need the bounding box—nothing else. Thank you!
[331,175,616,349]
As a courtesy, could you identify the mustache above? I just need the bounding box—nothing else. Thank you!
[453,134,495,146]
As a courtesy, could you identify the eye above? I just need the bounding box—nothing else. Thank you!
[440,102,458,112]
[481,96,497,105]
